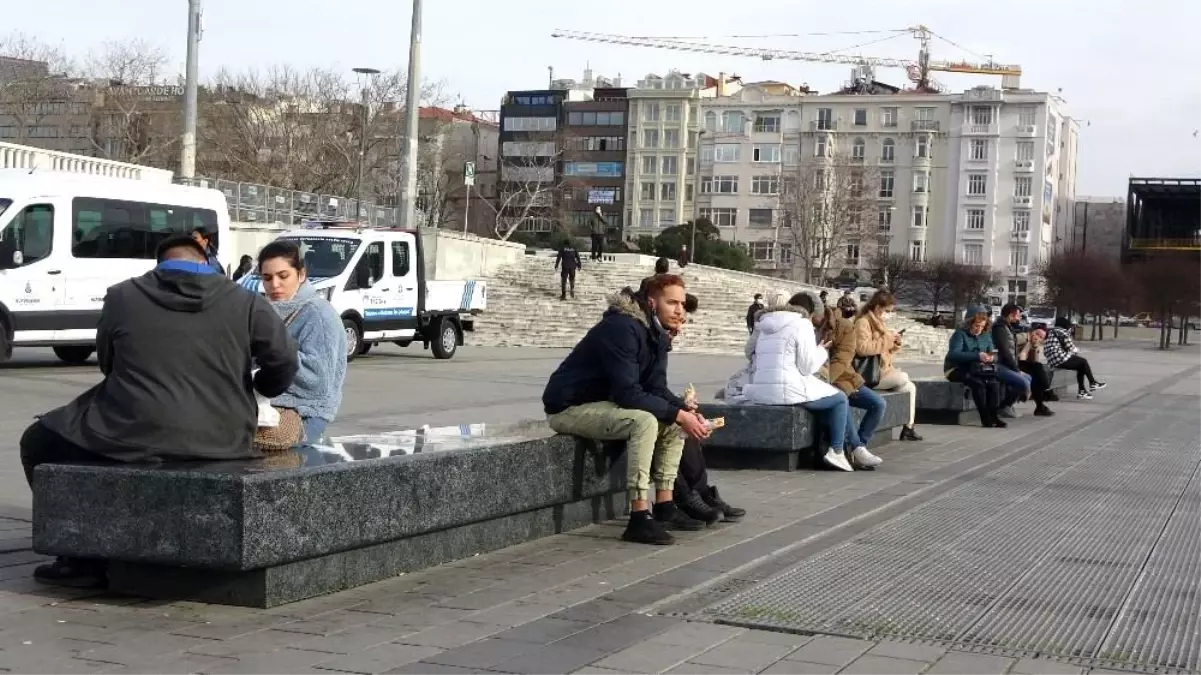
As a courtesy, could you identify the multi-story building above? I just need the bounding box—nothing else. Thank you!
[1068,197,1126,264]
[624,71,736,240]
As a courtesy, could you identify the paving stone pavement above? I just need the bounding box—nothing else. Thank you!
[0,343,1195,674]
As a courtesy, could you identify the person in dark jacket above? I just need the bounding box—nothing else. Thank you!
[991,303,1033,418]
[21,234,298,588]
[943,305,1005,428]
[554,243,582,300]
[543,274,713,545]
[191,226,226,275]
[231,254,254,282]
[745,293,764,333]
[588,207,606,261]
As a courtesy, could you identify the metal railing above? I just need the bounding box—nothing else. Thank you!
[1129,237,1201,250]
[175,176,412,228]
[0,141,174,183]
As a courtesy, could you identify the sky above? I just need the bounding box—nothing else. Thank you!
[8,0,1200,196]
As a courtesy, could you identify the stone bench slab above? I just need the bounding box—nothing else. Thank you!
[915,376,1071,424]
[33,423,626,608]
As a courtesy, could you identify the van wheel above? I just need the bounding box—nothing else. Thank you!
[53,346,95,365]
[0,320,11,363]
[343,318,363,362]
[431,319,458,360]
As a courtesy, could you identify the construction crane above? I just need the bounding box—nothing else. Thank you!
[549,26,1022,92]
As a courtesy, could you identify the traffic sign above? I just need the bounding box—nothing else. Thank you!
[463,161,476,186]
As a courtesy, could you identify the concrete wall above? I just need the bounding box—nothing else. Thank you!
[1069,199,1125,265]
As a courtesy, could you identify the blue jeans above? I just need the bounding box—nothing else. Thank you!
[848,385,886,446]
[802,392,853,451]
[997,365,1032,405]
[302,417,328,445]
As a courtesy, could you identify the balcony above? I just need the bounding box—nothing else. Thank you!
[965,191,988,201]
[1014,159,1035,172]
[1013,195,1033,206]
[1016,124,1037,136]
[910,120,940,132]
[913,153,932,167]
[1010,229,1031,242]
[1008,264,1031,276]
[965,122,997,135]
[809,120,838,132]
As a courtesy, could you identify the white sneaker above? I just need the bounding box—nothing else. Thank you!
[1077,390,1093,400]
[850,446,883,468]
[823,449,854,472]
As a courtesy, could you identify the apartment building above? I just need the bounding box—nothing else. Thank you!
[624,70,737,239]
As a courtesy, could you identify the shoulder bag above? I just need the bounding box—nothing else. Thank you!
[852,355,882,388]
[253,306,306,452]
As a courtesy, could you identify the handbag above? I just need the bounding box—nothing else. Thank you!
[252,306,305,453]
[852,355,882,388]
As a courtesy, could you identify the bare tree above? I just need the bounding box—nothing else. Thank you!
[414,112,490,230]
[780,152,878,284]
[918,259,958,314]
[948,264,996,318]
[476,146,567,241]
[871,252,922,301]
[0,32,77,146]
[83,40,177,165]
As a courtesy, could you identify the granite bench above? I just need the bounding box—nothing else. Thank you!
[32,422,626,608]
[914,375,1071,425]
[696,389,913,471]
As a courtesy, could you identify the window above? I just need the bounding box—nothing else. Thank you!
[966,208,985,230]
[783,145,799,164]
[391,241,410,276]
[661,156,678,174]
[753,144,780,162]
[778,242,794,265]
[663,129,680,148]
[751,175,780,195]
[878,208,893,233]
[853,108,867,126]
[701,176,738,193]
[749,241,775,262]
[912,205,926,228]
[970,139,988,161]
[722,111,745,133]
[502,141,556,157]
[350,242,384,289]
[914,107,936,131]
[503,116,556,131]
[686,156,695,175]
[748,209,774,227]
[835,241,858,268]
[685,183,693,201]
[562,162,623,177]
[665,103,681,122]
[814,169,827,191]
[848,208,862,228]
[850,172,864,198]
[660,182,677,200]
[913,172,929,193]
[643,103,660,122]
[583,188,620,204]
[641,156,656,174]
[699,146,714,163]
[72,198,217,260]
[1016,141,1034,161]
[881,138,895,162]
[566,111,624,126]
[968,174,987,196]
[815,136,828,158]
[916,135,930,159]
[816,108,834,130]
[754,115,780,133]
[1047,117,1058,145]
[1014,176,1033,197]
[910,239,925,263]
[882,107,898,127]
[0,204,53,267]
[970,106,993,125]
[1013,210,1031,232]
[562,136,624,152]
[643,129,660,148]
[852,138,866,160]
[1010,245,1029,268]
[640,181,655,200]
[962,242,983,266]
[714,144,741,162]
[639,209,654,227]
[704,111,718,131]
[659,208,676,226]
[700,207,737,227]
[879,171,894,198]
[1018,106,1037,127]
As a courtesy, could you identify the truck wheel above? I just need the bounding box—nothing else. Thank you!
[53,345,95,365]
[431,319,458,360]
[343,318,363,362]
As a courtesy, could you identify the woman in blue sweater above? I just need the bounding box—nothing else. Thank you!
[943,305,1005,428]
[257,240,348,443]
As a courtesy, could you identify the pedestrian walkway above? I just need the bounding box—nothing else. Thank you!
[0,349,1195,674]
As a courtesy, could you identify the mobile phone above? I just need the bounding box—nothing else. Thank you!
[897,328,907,335]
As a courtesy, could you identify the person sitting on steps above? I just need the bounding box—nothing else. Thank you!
[1045,316,1106,399]
[991,303,1034,419]
[1017,328,1056,417]
[944,306,1006,428]
[542,274,713,545]
[854,290,923,441]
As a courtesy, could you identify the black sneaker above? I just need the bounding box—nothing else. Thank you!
[702,486,746,522]
[1034,405,1055,417]
[676,490,721,526]
[1091,382,1106,391]
[899,425,923,442]
[652,501,705,531]
[622,511,674,545]
[33,557,107,589]
[1044,390,1061,402]
[986,419,1009,429]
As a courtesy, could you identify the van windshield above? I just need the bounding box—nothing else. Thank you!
[1028,307,1056,319]
[280,236,362,279]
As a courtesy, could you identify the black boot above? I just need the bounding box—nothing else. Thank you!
[1034,404,1055,417]
[1044,390,1060,402]
[652,501,705,531]
[702,486,746,522]
[33,557,108,589]
[622,510,674,545]
[899,425,923,441]
[675,490,721,526]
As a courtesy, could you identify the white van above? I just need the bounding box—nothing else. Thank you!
[238,224,486,360]
[0,169,232,363]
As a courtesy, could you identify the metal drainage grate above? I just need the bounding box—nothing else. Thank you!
[702,395,1201,673]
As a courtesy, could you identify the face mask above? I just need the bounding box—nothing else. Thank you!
[882,311,896,321]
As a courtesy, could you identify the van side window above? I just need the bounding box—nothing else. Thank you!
[392,242,410,277]
[72,197,219,259]
[0,204,54,267]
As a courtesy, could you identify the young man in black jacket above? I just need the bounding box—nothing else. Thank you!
[554,243,582,300]
[991,303,1033,418]
[21,234,298,588]
[543,274,712,545]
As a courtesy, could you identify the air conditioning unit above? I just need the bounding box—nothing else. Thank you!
[1011,230,1030,242]
[1017,124,1036,134]
[1013,196,1032,206]
[1015,160,1034,171]
[1018,265,1030,276]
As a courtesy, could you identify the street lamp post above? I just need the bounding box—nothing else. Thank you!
[180,0,202,180]
[399,0,424,228]
[352,67,381,222]
[690,129,705,262]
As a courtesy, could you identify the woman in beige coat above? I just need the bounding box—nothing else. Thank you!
[854,289,922,441]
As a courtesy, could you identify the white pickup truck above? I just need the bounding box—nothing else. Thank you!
[239,225,486,360]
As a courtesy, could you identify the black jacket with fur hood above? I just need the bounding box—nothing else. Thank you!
[542,288,685,423]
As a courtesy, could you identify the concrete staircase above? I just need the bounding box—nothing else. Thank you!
[473,255,950,360]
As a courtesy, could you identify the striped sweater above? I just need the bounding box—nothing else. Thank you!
[1043,327,1078,368]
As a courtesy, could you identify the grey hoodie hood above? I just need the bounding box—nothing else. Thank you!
[130,268,240,313]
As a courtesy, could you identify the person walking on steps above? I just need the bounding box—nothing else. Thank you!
[589,207,606,261]
[1045,316,1105,399]
[555,242,582,300]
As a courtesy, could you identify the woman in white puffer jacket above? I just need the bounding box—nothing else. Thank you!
[724,292,872,472]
